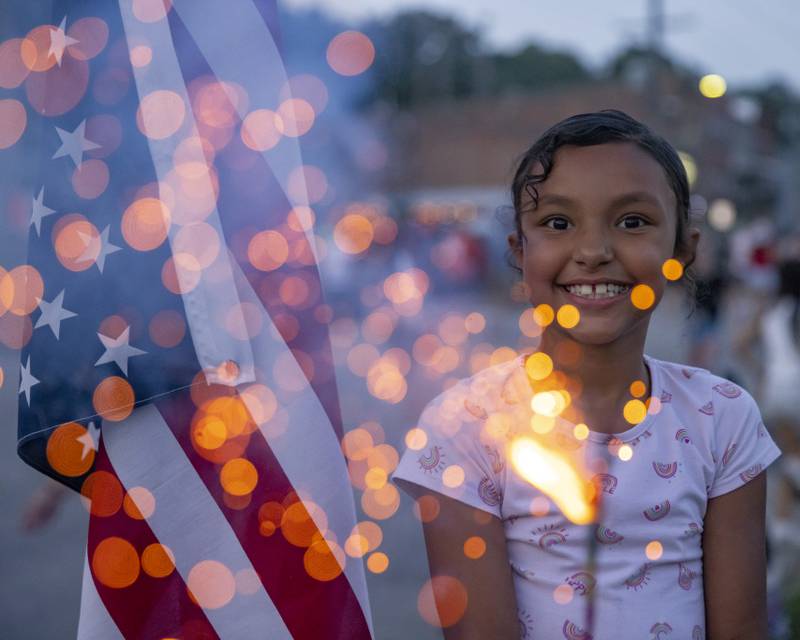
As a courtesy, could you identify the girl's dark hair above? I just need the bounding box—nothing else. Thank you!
[510,109,697,301]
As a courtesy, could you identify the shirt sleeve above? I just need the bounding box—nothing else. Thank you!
[392,383,506,518]
[708,381,782,499]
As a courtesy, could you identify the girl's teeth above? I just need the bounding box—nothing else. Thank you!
[564,283,630,298]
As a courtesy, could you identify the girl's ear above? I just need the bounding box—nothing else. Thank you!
[508,232,523,268]
[677,227,701,269]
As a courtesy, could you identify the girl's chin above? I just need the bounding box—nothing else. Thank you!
[550,322,629,347]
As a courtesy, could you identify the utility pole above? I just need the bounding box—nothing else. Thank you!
[645,0,665,114]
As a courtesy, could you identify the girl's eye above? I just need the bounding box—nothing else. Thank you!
[618,215,649,230]
[542,216,571,231]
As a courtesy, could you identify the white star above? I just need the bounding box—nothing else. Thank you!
[19,355,40,406]
[76,421,100,460]
[34,290,77,339]
[53,120,100,168]
[48,17,79,67]
[30,186,56,236]
[77,225,121,273]
[95,326,146,376]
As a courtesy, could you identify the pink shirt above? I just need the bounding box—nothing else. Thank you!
[394,354,781,639]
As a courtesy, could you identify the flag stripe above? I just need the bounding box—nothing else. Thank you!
[228,255,374,629]
[77,554,123,640]
[157,385,372,639]
[102,403,293,639]
[87,442,220,640]
[117,0,256,389]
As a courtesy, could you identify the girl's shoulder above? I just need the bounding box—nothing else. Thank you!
[650,356,749,398]
[647,355,760,421]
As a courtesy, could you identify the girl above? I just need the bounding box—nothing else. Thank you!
[393,110,781,639]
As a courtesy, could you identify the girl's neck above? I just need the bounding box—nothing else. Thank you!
[537,327,650,433]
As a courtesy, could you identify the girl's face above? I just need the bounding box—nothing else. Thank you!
[511,142,697,347]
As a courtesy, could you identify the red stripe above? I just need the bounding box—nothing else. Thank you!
[156,386,372,640]
[87,442,219,640]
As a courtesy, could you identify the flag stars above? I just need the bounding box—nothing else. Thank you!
[53,120,100,168]
[19,356,40,406]
[95,326,146,376]
[30,187,56,236]
[77,421,100,460]
[78,225,122,273]
[48,17,79,67]
[35,289,77,339]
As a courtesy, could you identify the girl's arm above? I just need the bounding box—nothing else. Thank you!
[702,471,768,639]
[412,488,520,639]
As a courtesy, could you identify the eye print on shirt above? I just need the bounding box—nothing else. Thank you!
[674,428,692,445]
[478,476,502,506]
[649,622,673,639]
[534,523,568,550]
[518,610,534,639]
[463,397,488,420]
[562,619,592,640]
[417,446,446,474]
[713,382,742,399]
[595,525,625,545]
[565,571,596,597]
[739,463,764,483]
[698,401,714,416]
[721,443,738,466]
[592,472,618,495]
[625,563,651,591]
[660,390,673,403]
[643,500,671,521]
[484,445,504,474]
[652,461,679,479]
[678,562,698,591]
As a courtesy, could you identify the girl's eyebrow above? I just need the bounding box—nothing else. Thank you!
[537,191,663,209]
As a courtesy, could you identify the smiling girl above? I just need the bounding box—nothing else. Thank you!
[393,110,781,639]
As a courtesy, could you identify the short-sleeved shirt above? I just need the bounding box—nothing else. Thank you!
[393,354,781,639]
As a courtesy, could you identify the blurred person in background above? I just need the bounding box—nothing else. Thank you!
[734,232,800,636]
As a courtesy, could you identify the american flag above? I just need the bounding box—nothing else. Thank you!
[8,0,373,637]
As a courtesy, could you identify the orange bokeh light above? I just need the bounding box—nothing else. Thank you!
[141,543,175,578]
[0,99,26,149]
[53,216,100,272]
[276,98,315,138]
[132,0,173,23]
[241,109,282,152]
[282,500,327,548]
[417,576,468,628]
[123,486,156,520]
[3,265,43,316]
[46,422,95,477]
[247,230,288,272]
[122,197,171,251]
[92,536,140,589]
[81,470,124,517]
[0,39,31,89]
[219,457,258,496]
[334,214,373,255]
[187,560,235,610]
[136,90,185,140]
[71,159,110,200]
[303,538,345,582]
[326,31,375,77]
[92,376,135,422]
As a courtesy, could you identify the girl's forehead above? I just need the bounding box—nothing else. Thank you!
[530,143,674,205]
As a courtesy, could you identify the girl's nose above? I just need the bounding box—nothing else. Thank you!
[572,231,614,268]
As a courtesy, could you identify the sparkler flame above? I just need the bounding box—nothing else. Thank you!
[510,436,597,525]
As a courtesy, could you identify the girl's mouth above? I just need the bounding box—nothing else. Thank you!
[561,283,631,299]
